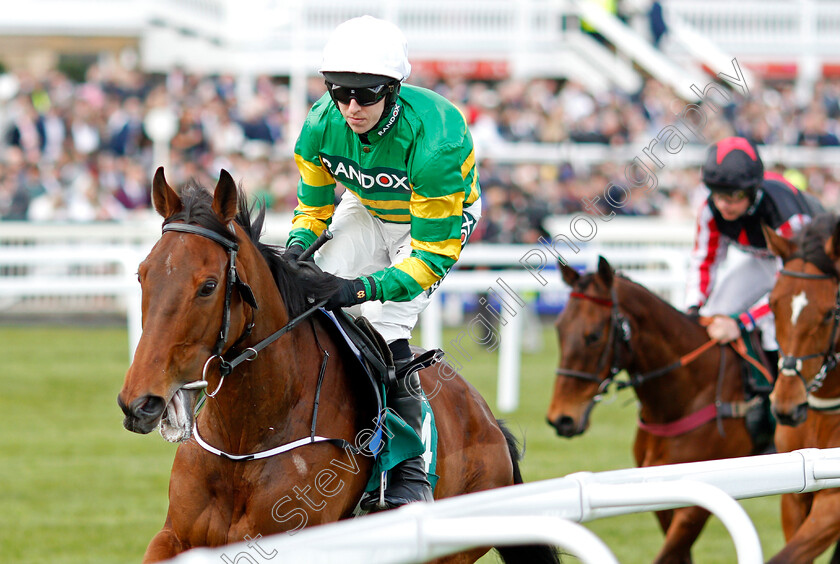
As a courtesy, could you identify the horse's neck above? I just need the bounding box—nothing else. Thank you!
[198,248,353,450]
[206,317,351,451]
[620,282,721,410]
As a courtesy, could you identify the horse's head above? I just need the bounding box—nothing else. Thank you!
[765,216,840,426]
[547,256,626,437]
[117,168,263,440]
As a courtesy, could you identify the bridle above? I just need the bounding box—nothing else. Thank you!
[554,278,775,437]
[555,283,730,396]
[162,222,326,395]
[554,284,631,401]
[158,223,369,460]
[777,268,840,393]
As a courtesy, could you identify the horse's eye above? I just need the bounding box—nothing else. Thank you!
[198,280,218,297]
[584,332,601,346]
[823,310,836,324]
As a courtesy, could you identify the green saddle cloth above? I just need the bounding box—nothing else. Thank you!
[739,327,773,394]
[364,393,439,493]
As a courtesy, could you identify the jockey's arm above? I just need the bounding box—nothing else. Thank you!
[286,153,337,251]
[685,205,729,311]
[367,169,469,302]
[707,294,769,343]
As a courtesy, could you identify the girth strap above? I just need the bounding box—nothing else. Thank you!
[638,397,762,438]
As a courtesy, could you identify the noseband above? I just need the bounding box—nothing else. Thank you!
[554,284,632,399]
[555,284,735,395]
[777,268,840,393]
[163,223,258,357]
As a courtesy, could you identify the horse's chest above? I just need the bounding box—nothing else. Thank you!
[172,452,357,544]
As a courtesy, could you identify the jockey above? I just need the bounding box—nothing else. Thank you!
[686,137,823,363]
[284,16,482,510]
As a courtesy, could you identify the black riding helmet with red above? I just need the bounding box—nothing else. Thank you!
[702,137,764,202]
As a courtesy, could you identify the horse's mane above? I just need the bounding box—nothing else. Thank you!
[575,270,691,321]
[164,182,343,317]
[788,212,840,277]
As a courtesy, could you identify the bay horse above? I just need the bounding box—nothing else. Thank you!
[763,214,840,563]
[546,256,770,564]
[117,168,559,564]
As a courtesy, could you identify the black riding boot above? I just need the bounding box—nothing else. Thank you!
[746,348,778,454]
[360,340,433,511]
[378,371,434,508]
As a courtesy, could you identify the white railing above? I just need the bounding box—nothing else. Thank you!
[0,218,693,380]
[0,0,225,39]
[166,447,840,564]
[424,244,690,412]
[665,0,840,60]
[6,0,840,67]
[0,245,146,360]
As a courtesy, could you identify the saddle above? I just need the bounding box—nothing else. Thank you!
[676,315,776,451]
[326,308,444,390]
[316,308,443,505]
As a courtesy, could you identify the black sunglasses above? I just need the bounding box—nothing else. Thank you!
[327,82,393,106]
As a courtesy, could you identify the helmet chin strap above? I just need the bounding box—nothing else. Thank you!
[746,187,763,215]
[360,82,402,138]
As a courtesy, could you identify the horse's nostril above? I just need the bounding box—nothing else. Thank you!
[793,403,809,425]
[547,415,579,437]
[135,395,165,419]
[117,394,131,417]
[772,404,808,428]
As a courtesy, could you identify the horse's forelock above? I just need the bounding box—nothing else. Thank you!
[161,181,338,318]
[162,182,236,246]
[790,213,840,278]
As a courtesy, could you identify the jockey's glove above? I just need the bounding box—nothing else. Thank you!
[324,277,376,310]
[283,243,306,263]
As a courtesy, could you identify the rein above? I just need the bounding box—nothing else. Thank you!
[777,268,840,394]
[555,287,630,397]
[163,222,326,390]
[161,222,365,460]
[556,284,773,437]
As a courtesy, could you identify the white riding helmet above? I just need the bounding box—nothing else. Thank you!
[320,15,411,84]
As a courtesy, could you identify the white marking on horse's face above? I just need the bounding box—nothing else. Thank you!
[791,291,809,326]
[165,253,173,276]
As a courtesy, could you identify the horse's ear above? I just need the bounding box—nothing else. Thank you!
[212,169,238,223]
[597,255,614,287]
[825,217,840,261]
[152,167,182,218]
[559,261,580,286]
[762,222,793,260]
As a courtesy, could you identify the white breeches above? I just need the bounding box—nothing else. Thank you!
[699,250,779,350]
[315,191,482,343]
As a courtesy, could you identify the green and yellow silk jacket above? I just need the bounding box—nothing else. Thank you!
[287,84,481,302]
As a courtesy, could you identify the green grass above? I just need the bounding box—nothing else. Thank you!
[0,324,830,563]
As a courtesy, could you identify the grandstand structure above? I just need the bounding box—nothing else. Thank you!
[3,0,840,133]
[2,0,840,322]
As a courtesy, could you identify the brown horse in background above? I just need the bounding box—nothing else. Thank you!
[546,257,767,564]
[764,215,840,563]
[117,169,559,564]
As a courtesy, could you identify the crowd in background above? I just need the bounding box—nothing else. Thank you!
[2,62,840,244]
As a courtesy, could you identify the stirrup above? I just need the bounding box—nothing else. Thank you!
[359,463,433,512]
